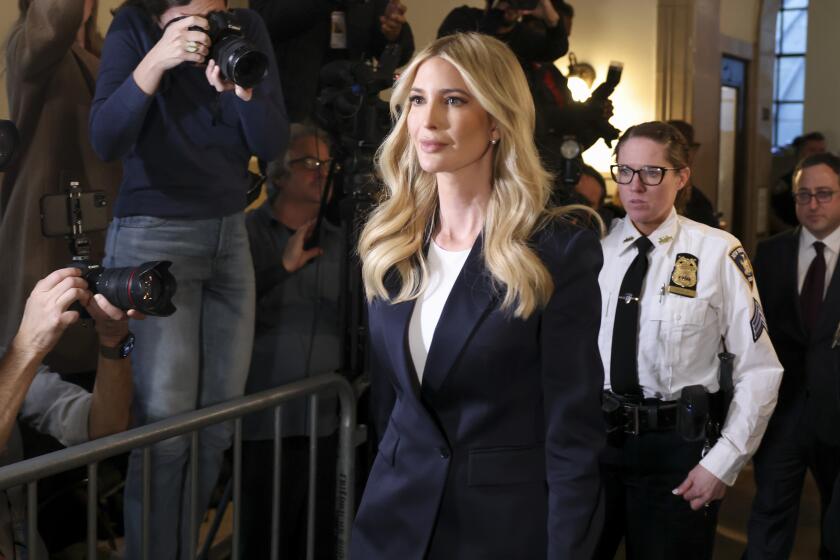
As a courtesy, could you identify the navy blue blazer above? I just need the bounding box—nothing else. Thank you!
[351,223,606,559]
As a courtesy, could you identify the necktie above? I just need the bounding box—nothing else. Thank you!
[610,236,654,397]
[800,241,826,333]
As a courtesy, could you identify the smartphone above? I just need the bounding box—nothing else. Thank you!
[40,190,109,237]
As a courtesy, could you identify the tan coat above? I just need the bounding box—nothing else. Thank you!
[0,0,122,373]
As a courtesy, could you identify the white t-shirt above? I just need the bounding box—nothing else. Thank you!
[408,241,471,383]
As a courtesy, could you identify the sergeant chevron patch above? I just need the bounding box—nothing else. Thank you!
[751,298,767,342]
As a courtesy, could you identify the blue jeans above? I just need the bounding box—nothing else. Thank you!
[104,214,255,560]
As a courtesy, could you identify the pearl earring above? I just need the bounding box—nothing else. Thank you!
[490,138,499,145]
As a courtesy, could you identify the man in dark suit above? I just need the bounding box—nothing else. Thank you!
[746,152,840,559]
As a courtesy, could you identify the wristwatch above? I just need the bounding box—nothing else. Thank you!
[99,332,136,360]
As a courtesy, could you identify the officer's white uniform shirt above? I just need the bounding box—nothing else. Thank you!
[598,208,783,486]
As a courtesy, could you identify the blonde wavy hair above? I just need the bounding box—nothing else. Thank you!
[358,32,557,319]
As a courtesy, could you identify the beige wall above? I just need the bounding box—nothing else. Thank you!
[803,0,840,149]
[404,0,483,52]
[720,0,759,45]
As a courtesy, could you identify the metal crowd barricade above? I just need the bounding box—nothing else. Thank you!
[0,373,357,560]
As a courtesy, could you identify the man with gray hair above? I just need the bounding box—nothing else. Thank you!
[240,124,344,559]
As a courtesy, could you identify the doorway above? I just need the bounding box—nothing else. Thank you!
[718,56,748,237]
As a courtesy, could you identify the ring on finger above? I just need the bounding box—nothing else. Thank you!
[185,40,199,54]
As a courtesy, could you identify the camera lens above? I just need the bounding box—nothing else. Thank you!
[214,36,268,89]
[89,261,177,317]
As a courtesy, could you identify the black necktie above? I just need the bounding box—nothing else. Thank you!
[610,236,654,397]
[800,241,826,333]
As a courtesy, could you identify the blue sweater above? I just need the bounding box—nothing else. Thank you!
[90,7,288,218]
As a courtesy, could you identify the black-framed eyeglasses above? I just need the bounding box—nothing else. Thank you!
[288,156,338,173]
[610,164,685,186]
[792,189,839,205]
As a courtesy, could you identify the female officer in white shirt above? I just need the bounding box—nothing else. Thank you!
[594,121,783,560]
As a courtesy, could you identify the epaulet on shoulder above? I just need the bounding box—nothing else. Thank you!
[679,215,739,247]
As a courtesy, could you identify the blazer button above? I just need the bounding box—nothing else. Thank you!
[439,447,450,459]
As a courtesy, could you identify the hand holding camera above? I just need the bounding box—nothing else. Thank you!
[135,11,267,98]
[133,15,209,94]
[40,180,178,318]
[12,268,90,361]
[87,293,144,350]
[206,58,251,101]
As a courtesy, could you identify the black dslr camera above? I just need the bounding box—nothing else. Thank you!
[177,10,268,88]
[40,179,177,317]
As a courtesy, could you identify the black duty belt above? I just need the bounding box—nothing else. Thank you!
[602,391,679,436]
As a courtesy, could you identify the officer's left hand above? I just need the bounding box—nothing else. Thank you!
[85,294,145,349]
[673,464,727,510]
[205,59,253,101]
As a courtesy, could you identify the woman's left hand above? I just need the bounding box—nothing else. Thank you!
[205,59,253,101]
[672,464,727,510]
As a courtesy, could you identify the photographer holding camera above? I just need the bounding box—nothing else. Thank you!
[439,0,570,63]
[439,2,618,183]
[0,267,138,559]
[89,0,287,557]
[240,123,343,559]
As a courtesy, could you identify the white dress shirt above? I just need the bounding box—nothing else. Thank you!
[408,241,471,383]
[598,209,783,485]
[797,225,840,295]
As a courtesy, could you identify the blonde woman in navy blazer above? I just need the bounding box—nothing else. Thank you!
[352,32,605,559]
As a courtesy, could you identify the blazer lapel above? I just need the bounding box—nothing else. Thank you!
[377,293,422,399]
[816,242,840,339]
[421,236,498,395]
[788,228,808,341]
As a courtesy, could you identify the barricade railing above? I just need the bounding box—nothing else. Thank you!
[0,372,357,560]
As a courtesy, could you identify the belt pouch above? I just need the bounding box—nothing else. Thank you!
[677,385,709,442]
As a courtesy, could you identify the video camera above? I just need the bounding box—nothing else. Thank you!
[315,44,402,201]
[539,61,622,203]
[39,179,177,317]
[582,61,623,147]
